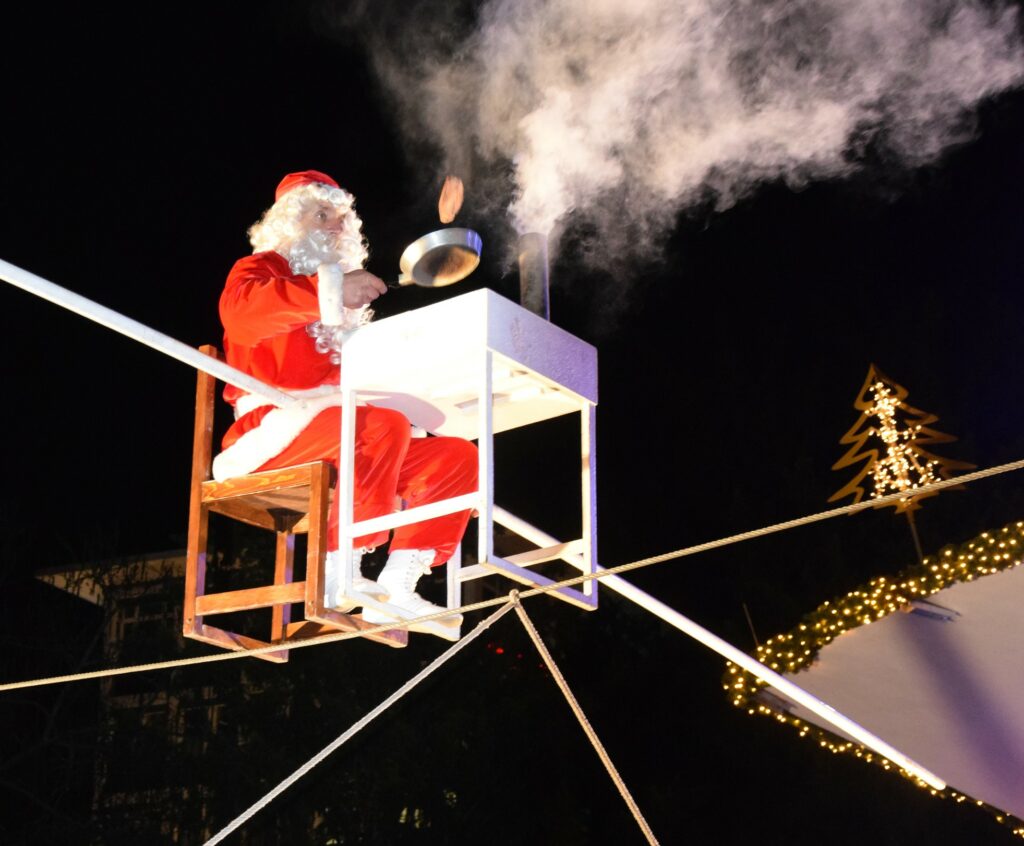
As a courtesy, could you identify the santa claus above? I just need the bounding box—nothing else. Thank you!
[213,170,476,637]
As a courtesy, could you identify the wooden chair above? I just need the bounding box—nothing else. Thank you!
[183,345,407,662]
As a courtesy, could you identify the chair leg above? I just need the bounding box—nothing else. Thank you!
[184,502,211,638]
[304,461,330,619]
[271,531,295,642]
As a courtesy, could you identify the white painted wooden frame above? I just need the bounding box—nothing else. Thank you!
[332,289,600,631]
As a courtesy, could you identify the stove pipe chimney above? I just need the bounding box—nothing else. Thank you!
[517,232,550,320]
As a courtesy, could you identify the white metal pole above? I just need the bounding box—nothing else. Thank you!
[447,542,462,611]
[0,257,296,407]
[581,403,597,599]
[338,366,358,595]
[478,349,494,567]
[601,569,946,790]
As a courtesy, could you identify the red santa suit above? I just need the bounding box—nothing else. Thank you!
[213,249,477,567]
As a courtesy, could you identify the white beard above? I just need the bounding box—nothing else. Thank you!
[287,228,373,359]
[287,230,345,276]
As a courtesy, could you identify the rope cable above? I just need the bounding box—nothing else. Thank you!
[203,600,515,845]
[512,592,660,846]
[4,456,1023,693]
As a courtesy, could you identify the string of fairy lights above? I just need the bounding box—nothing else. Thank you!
[726,366,1024,837]
[866,379,941,504]
[723,518,1024,838]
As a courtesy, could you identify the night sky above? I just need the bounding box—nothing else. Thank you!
[2,2,1024,843]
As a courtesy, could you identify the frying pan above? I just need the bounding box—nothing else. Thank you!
[392,227,483,288]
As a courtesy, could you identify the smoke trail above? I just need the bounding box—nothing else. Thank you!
[326,0,1024,264]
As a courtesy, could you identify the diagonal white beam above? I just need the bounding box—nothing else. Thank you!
[495,508,946,789]
[0,257,296,407]
[603,569,946,790]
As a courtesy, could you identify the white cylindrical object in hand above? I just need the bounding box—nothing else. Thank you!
[318,263,346,326]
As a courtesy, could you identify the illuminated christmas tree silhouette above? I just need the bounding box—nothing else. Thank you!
[829,364,974,560]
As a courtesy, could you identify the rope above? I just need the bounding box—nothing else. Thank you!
[4,456,1023,693]
[575,457,1024,577]
[511,592,660,846]
[203,600,515,845]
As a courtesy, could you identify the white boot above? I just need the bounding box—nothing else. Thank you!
[362,549,463,631]
[323,548,389,612]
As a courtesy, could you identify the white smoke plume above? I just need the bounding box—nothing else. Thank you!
[328,0,1024,264]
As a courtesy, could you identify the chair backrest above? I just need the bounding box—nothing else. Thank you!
[191,344,220,487]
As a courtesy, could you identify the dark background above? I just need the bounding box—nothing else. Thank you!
[1,1,1023,843]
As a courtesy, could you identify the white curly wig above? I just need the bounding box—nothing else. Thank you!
[248,182,369,275]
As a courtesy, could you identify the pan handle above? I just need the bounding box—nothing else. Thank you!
[388,274,416,289]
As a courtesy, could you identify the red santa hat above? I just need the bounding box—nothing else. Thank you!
[275,170,340,201]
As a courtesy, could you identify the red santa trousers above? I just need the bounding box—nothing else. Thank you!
[257,405,477,567]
